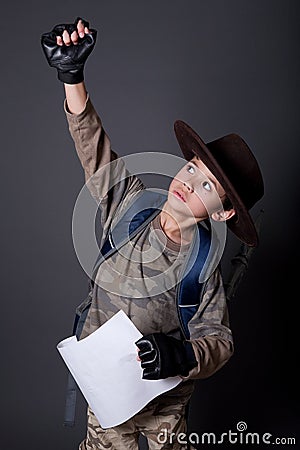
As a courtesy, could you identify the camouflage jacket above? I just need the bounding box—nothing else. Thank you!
[64,95,234,381]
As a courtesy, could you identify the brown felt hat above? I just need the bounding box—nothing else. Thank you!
[174,120,264,247]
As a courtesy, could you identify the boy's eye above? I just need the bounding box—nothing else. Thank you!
[202,181,211,191]
[187,165,195,174]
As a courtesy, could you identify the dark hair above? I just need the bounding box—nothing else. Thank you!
[222,196,233,211]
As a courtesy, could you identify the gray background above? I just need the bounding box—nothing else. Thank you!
[1,1,299,449]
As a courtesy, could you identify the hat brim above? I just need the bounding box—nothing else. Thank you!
[174,120,259,247]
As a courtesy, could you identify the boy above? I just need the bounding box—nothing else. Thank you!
[41,17,264,450]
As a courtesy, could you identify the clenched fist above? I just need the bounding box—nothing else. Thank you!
[136,333,197,380]
[41,17,97,84]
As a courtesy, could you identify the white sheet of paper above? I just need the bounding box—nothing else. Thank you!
[57,310,181,428]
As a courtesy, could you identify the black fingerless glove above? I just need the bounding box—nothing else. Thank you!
[41,17,97,84]
[135,333,197,380]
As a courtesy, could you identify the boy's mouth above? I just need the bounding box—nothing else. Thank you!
[173,190,186,202]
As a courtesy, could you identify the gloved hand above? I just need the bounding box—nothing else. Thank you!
[41,17,97,84]
[135,333,197,380]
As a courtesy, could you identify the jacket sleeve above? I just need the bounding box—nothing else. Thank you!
[182,269,234,380]
[64,95,145,239]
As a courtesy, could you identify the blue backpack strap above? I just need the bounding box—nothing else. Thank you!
[177,224,211,341]
[64,286,93,427]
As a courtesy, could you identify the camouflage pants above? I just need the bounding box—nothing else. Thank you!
[79,382,196,450]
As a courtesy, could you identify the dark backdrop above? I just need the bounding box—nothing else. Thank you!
[1,1,299,449]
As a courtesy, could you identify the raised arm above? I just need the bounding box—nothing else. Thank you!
[41,19,145,231]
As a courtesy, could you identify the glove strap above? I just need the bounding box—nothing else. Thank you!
[58,68,84,84]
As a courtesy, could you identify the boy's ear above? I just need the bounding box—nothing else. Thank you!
[211,208,236,222]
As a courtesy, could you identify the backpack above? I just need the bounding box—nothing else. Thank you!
[63,188,263,426]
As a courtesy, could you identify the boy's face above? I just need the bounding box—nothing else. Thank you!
[168,155,230,221]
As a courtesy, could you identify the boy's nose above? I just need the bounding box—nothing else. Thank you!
[183,181,193,193]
